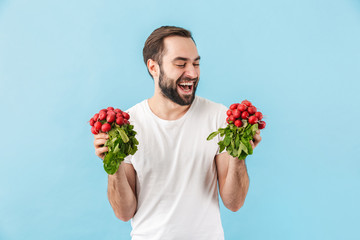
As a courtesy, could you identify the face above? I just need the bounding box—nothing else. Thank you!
[157,36,200,106]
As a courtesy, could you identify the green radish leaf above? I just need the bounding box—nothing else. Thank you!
[239,151,248,160]
[237,147,242,158]
[241,137,248,146]
[231,137,235,148]
[226,145,233,155]
[219,143,225,153]
[231,148,238,157]
[207,131,219,140]
[251,123,258,133]
[113,144,120,154]
[130,146,138,155]
[103,152,118,175]
[132,137,139,145]
[118,128,130,143]
[235,134,240,148]
[127,145,133,155]
[248,141,253,155]
[219,128,225,135]
[224,136,231,146]
[104,152,113,164]
[104,138,110,147]
[240,141,248,154]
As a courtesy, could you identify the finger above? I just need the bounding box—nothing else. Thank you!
[256,130,260,134]
[253,134,262,143]
[250,140,255,149]
[95,146,108,159]
[94,138,108,147]
[252,135,262,148]
[94,133,109,140]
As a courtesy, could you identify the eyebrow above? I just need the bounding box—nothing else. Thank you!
[172,56,201,62]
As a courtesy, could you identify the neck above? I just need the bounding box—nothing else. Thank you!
[148,92,192,121]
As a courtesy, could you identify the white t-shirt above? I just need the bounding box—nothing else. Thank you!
[124,96,228,240]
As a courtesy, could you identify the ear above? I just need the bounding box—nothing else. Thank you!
[147,59,160,79]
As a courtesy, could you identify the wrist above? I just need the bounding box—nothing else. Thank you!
[229,156,246,167]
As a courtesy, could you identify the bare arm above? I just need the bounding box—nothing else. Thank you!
[107,163,137,221]
[215,130,261,212]
[94,133,137,221]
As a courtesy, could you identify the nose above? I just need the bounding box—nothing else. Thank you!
[184,64,199,79]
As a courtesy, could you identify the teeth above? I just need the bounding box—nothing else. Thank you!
[179,82,193,86]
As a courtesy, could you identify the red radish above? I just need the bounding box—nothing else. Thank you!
[122,112,130,120]
[116,117,124,125]
[255,112,263,120]
[230,103,238,110]
[107,113,116,123]
[248,115,258,124]
[242,100,252,107]
[107,110,116,116]
[100,109,107,112]
[124,119,129,125]
[116,113,122,118]
[232,109,241,119]
[234,120,242,127]
[114,108,122,113]
[226,116,230,124]
[89,118,95,126]
[101,123,111,132]
[248,106,257,115]
[107,110,115,116]
[226,110,232,116]
[258,121,266,129]
[91,126,99,134]
[99,111,107,121]
[107,107,114,111]
[237,104,247,112]
[241,111,249,119]
[229,115,235,122]
[94,121,102,131]
[93,113,99,121]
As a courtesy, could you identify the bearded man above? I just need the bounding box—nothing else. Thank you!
[93,26,262,240]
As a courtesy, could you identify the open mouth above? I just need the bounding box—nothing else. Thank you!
[177,81,194,95]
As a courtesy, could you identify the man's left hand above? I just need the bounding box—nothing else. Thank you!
[250,130,262,149]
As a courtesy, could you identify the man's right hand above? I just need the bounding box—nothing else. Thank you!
[94,133,109,160]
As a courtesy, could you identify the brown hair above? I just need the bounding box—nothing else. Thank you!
[143,26,195,76]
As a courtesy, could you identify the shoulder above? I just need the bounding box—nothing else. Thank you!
[121,100,147,126]
[193,96,228,126]
[125,100,147,114]
[194,96,228,113]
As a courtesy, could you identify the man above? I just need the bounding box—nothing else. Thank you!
[94,26,261,239]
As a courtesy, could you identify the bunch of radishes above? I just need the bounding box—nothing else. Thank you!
[207,99,266,160]
[89,107,138,175]
[89,107,130,134]
[226,100,266,129]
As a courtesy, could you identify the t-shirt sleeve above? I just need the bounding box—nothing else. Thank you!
[122,107,135,165]
[216,104,228,155]
[123,155,133,164]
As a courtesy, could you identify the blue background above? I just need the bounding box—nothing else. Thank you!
[1,0,359,239]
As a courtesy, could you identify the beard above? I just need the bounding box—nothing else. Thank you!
[158,66,199,106]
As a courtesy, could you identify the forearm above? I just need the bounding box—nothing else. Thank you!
[107,164,137,221]
[220,157,249,212]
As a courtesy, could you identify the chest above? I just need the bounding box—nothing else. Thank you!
[131,118,219,184]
